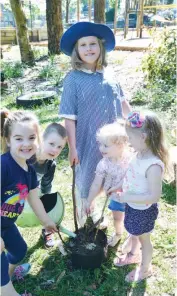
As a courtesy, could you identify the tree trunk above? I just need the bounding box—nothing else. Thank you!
[136,0,140,37]
[77,0,80,22]
[46,0,63,55]
[114,0,118,35]
[9,0,34,65]
[94,0,105,23]
[88,0,91,21]
[139,0,144,38]
[66,0,69,23]
[124,0,130,38]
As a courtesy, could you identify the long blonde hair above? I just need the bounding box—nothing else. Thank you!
[126,111,172,180]
[71,38,107,70]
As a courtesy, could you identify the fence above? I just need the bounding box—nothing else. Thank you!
[1,28,48,45]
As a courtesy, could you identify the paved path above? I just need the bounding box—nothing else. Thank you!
[2,27,168,61]
[29,29,154,51]
[114,29,154,51]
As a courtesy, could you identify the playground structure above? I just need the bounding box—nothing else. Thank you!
[123,1,176,38]
[0,1,176,45]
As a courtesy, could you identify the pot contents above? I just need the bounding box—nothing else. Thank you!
[67,217,106,256]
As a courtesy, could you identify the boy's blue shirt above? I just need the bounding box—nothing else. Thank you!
[1,151,38,228]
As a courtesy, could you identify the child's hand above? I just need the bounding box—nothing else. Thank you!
[107,186,122,195]
[90,201,95,213]
[109,192,119,202]
[84,200,91,215]
[43,219,57,233]
[109,192,125,203]
[1,237,5,254]
[84,200,94,215]
[69,148,79,165]
[116,192,125,203]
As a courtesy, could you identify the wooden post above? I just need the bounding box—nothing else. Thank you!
[88,0,91,21]
[77,0,80,22]
[114,0,118,35]
[136,0,140,37]
[139,0,144,38]
[66,0,69,24]
[124,0,130,39]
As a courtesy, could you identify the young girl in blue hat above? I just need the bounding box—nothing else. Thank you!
[108,111,170,282]
[1,109,57,296]
[59,22,131,225]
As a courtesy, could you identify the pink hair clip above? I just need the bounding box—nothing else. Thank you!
[127,112,145,128]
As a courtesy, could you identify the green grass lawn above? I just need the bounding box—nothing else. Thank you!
[2,84,176,296]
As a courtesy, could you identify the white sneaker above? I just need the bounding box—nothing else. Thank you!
[92,214,108,230]
[99,217,108,230]
[108,233,121,247]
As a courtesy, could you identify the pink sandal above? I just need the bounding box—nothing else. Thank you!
[121,235,132,254]
[114,252,141,267]
[125,267,152,283]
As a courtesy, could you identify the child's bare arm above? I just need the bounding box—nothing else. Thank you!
[107,179,123,195]
[121,100,131,118]
[1,237,5,254]
[65,119,79,165]
[28,188,57,232]
[118,165,163,204]
[87,175,103,205]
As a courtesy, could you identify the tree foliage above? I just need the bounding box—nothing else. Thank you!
[142,29,176,86]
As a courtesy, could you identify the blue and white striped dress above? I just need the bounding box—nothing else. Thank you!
[59,68,124,199]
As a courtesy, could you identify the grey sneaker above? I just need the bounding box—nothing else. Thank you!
[108,233,121,247]
[42,229,55,248]
[11,263,31,282]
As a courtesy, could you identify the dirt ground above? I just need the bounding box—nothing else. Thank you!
[1,45,146,101]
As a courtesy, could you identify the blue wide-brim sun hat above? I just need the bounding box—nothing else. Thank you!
[60,22,115,56]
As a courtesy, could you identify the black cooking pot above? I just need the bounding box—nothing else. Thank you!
[70,228,108,269]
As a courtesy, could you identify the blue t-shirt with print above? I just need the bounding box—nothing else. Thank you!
[1,152,38,229]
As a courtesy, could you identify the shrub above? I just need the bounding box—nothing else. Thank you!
[131,82,175,111]
[142,29,176,86]
[148,82,176,110]
[39,64,54,79]
[32,46,48,60]
[1,61,24,79]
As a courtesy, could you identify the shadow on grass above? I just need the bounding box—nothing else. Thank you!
[15,236,147,296]
[161,182,176,205]
[40,116,60,125]
[4,102,17,109]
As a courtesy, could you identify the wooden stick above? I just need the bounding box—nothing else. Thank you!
[57,226,65,245]
[139,0,144,38]
[71,163,79,232]
[114,0,118,35]
[94,195,109,241]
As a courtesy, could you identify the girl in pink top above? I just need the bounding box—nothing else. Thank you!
[86,121,131,246]
[108,111,170,283]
